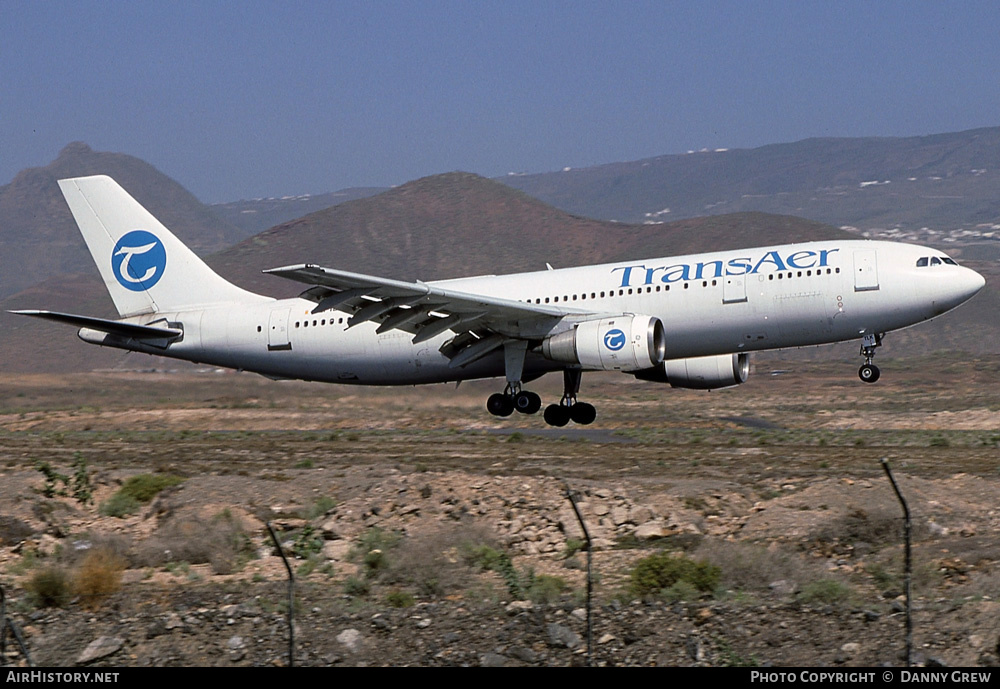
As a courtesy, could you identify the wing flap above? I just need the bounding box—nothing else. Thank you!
[264,263,581,339]
[263,263,614,368]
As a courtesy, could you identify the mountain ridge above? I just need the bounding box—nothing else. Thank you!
[498,126,1000,233]
[0,143,246,300]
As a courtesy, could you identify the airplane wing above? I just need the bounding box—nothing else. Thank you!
[264,263,597,367]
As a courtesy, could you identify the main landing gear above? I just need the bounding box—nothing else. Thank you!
[858,332,883,383]
[542,369,596,427]
[486,340,543,418]
[484,341,596,426]
[486,384,541,417]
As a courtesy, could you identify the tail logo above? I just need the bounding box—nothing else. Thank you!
[111,230,166,291]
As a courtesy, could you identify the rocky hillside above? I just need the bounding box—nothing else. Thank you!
[0,143,244,301]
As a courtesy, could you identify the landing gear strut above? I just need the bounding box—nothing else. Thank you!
[858,333,883,383]
[543,369,596,427]
[486,341,542,417]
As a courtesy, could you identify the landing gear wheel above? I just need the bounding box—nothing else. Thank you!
[487,392,514,417]
[857,333,884,384]
[858,363,881,384]
[570,402,597,425]
[543,404,571,427]
[514,390,542,415]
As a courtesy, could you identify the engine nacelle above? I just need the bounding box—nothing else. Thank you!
[541,315,666,372]
[634,352,750,390]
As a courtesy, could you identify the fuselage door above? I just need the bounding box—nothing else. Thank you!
[267,308,292,351]
[853,249,879,292]
[723,274,748,304]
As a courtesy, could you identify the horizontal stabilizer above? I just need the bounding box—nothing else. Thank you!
[10,310,183,340]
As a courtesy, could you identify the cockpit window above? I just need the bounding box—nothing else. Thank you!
[917,255,959,267]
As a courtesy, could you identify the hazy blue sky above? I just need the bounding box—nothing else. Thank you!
[4,1,999,202]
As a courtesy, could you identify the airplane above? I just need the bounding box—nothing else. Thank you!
[12,175,986,426]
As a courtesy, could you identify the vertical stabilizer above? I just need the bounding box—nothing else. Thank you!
[58,176,268,317]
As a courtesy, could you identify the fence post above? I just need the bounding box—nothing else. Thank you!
[880,458,912,667]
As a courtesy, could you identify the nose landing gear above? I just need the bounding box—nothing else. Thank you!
[858,333,883,383]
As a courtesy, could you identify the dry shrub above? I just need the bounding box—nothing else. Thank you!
[60,532,133,567]
[627,551,720,598]
[812,506,926,547]
[380,525,501,597]
[73,547,125,609]
[696,540,811,595]
[136,510,254,574]
[27,566,71,608]
[0,515,33,546]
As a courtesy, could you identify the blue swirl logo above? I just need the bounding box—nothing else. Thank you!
[604,328,626,351]
[111,230,166,291]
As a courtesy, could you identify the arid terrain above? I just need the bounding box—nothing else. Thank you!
[1,353,999,667]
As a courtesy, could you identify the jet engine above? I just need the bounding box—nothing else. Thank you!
[541,315,666,372]
[634,352,750,389]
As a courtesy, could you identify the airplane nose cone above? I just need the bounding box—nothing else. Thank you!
[962,267,987,300]
[939,267,986,313]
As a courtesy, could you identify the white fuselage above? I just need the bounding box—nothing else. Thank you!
[108,239,984,385]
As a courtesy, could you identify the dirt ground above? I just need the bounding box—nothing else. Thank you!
[1,354,999,667]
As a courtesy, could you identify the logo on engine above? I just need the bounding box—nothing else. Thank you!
[604,328,626,351]
[111,230,166,292]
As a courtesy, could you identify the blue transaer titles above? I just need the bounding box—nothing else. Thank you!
[612,248,840,287]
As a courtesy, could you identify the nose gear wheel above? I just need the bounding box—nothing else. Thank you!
[858,333,883,383]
